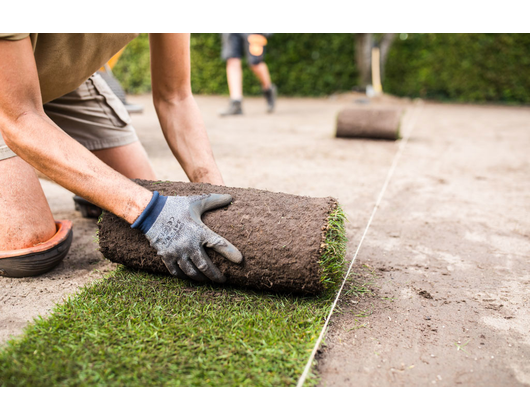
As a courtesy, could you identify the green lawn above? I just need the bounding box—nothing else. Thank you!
[0,207,355,387]
[0,268,341,386]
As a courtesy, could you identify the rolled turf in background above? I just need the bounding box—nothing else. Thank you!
[98,180,346,295]
[336,108,402,140]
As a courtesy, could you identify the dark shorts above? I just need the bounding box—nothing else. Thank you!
[221,33,268,66]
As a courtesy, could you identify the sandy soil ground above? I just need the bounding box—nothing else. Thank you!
[1,93,528,386]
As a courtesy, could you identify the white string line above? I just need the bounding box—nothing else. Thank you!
[296,105,423,387]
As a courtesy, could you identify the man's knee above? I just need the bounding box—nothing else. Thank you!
[227,57,242,67]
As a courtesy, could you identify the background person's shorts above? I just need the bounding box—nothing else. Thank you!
[221,33,268,66]
[0,72,139,161]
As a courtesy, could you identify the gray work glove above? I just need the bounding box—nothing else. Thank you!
[141,193,242,283]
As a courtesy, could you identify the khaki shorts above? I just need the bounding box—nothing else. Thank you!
[0,72,138,161]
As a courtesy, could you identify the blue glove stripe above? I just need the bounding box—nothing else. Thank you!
[130,191,168,233]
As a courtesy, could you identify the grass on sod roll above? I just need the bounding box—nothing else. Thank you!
[320,206,347,289]
[0,207,348,387]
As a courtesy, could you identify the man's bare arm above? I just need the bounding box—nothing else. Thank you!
[0,37,152,224]
[149,33,224,185]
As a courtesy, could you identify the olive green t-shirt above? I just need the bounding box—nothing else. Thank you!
[0,33,137,103]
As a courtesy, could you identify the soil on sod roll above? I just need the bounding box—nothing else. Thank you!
[98,180,346,295]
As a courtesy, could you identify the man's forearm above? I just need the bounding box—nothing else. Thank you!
[2,111,152,224]
[154,94,224,185]
[149,34,223,185]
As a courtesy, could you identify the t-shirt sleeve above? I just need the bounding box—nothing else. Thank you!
[0,33,30,41]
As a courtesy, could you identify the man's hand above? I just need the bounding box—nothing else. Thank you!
[132,192,242,283]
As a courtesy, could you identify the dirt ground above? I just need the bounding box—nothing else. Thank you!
[1,93,528,386]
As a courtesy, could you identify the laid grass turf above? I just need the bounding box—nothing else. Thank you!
[0,207,349,387]
[0,269,339,386]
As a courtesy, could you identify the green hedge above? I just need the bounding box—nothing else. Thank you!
[113,33,530,103]
[114,33,358,97]
[113,34,151,95]
[385,33,530,103]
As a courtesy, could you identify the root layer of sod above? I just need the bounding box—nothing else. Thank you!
[0,268,341,387]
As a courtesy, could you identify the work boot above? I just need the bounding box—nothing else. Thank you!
[219,99,243,116]
[263,84,277,113]
[73,195,102,219]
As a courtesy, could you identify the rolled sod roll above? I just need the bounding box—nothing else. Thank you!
[98,180,346,295]
[336,108,402,140]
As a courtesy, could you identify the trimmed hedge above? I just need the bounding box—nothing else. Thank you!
[113,33,530,103]
[385,33,530,103]
[114,33,358,97]
[113,34,151,95]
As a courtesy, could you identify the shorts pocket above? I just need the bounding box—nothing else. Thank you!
[90,73,132,127]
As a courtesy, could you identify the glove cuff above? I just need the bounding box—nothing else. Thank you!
[130,191,168,234]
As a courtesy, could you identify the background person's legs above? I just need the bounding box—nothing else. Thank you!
[0,157,56,251]
[250,62,276,113]
[220,58,244,116]
[246,34,276,113]
[226,58,243,101]
[249,62,272,91]
[220,34,244,116]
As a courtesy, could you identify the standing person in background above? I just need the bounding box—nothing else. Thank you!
[219,33,277,116]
